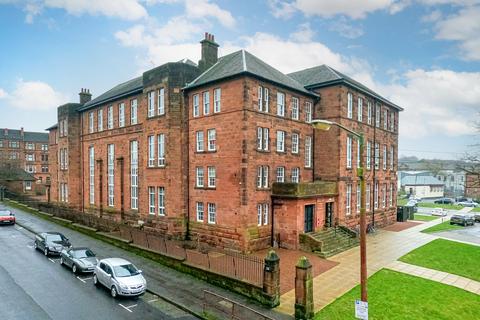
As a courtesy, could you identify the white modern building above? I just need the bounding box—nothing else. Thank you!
[401,175,444,199]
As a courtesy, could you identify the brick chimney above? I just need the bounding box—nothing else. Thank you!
[198,32,219,73]
[79,88,92,104]
[4,128,8,136]
[20,127,24,138]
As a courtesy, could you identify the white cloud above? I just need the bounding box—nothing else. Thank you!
[328,17,364,39]
[184,0,235,28]
[44,0,148,20]
[5,80,67,111]
[433,6,480,60]
[270,0,399,19]
[0,88,7,98]
[380,69,480,137]
[421,9,442,22]
[289,23,315,42]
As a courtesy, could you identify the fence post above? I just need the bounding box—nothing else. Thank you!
[263,250,280,307]
[295,256,313,320]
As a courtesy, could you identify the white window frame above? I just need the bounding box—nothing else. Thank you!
[305,136,312,168]
[390,146,394,170]
[276,130,285,152]
[357,182,361,213]
[131,99,138,125]
[366,183,371,211]
[291,167,300,183]
[158,187,165,216]
[374,182,379,209]
[383,145,387,170]
[375,143,380,170]
[214,88,221,113]
[207,129,216,151]
[158,88,165,115]
[366,141,371,169]
[357,140,361,169]
[346,183,352,215]
[291,97,299,120]
[347,92,353,119]
[358,98,363,122]
[292,133,299,154]
[148,135,155,167]
[89,146,94,204]
[305,101,312,123]
[346,136,352,169]
[148,91,155,117]
[257,204,262,226]
[158,134,165,166]
[119,103,125,127]
[208,166,216,188]
[107,144,114,207]
[258,86,263,112]
[276,92,285,117]
[276,167,285,183]
[203,91,210,115]
[367,101,372,125]
[130,141,138,210]
[196,131,204,152]
[89,112,94,133]
[193,94,199,117]
[375,104,380,128]
[196,202,204,222]
[389,183,393,207]
[257,166,269,188]
[107,105,114,129]
[196,167,204,187]
[382,183,387,208]
[390,112,395,132]
[98,109,103,131]
[257,127,263,150]
[208,203,216,224]
[383,109,388,130]
[149,186,156,215]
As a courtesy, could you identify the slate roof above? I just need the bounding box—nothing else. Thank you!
[0,166,36,181]
[0,129,48,142]
[46,123,58,131]
[401,175,444,186]
[288,65,403,110]
[185,50,317,97]
[78,76,143,111]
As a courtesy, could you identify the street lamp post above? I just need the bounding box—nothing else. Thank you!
[311,119,368,302]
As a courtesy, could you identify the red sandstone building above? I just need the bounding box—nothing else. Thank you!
[0,128,50,196]
[47,33,401,252]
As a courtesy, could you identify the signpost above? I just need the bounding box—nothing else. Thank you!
[355,300,368,320]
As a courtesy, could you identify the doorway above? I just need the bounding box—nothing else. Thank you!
[325,202,334,227]
[304,205,314,233]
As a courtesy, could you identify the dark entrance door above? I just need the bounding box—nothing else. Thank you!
[325,202,333,227]
[304,205,314,233]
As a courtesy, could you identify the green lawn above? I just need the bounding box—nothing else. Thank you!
[472,207,480,212]
[315,269,480,320]
[400,239,480,282]
[413,214,439,221]
[417,202,463,210]
[397,198,408,206]
[421,220,464,234]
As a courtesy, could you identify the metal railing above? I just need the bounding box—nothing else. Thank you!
[203,290,274,320]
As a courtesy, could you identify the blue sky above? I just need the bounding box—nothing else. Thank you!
[0,0,479,160]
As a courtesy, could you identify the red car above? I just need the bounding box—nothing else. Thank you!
[0,209,15,225]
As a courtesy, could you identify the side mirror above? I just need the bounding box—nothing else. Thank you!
[138,270,143,274]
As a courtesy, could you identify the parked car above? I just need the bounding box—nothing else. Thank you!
[93,258,146,298]
[60,247,98,274]
[409,195,422,202]
[455,196,469,203]
[457,200,479,207]
[431,208,447,216]
[434,198,453,204]
[474,213,480,223]
[0,209,15,225]
[450,214,475,226]
[34,232,72,256]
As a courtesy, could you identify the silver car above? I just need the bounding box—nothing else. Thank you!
[60,247,98,274]
[93,258,146,298]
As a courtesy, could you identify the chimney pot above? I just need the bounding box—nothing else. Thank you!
[79,88,92,104]
[198,32,219,73]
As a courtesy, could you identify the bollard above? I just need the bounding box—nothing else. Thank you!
[263,250,280,307]
[295,256,314,320]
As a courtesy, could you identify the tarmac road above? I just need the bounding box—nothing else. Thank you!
[0,223,197,320]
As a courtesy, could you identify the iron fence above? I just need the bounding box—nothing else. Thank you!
[203,290,274,320]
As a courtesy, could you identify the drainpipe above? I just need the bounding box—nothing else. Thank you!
[117,157,125,221]
[97,159,103,218]
[372,100,377,227]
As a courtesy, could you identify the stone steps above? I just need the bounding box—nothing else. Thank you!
[308,227,359,258]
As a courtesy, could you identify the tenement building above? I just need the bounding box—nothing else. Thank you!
[47,33,401,252]
[0,128,50,195]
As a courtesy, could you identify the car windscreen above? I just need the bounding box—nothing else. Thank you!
[113,264,140,277]
[46,234,63,242]
[0,210,11,216]
[73,249,95,259]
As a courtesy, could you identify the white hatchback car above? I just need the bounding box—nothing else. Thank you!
[431,208,447,216]
[93,258,147,298]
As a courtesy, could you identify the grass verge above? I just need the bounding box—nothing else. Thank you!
[413,214,438,222]
[421,220,464,234]
[315,269,480,320]
[417,202,463,210]
[399,238,480,282]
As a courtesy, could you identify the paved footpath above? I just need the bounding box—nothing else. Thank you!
[276,210,463,315]
[386,260,480,295]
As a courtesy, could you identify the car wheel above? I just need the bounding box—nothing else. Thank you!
[60,257,64,265]
[93,274,99,287]
[111,286,118,298]
[72,264,77,274]
[44,248,48,256]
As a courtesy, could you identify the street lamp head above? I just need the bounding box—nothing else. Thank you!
[311,119,334,131]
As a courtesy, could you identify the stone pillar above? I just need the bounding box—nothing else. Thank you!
[295,256,314,320]
[263,250,280,307]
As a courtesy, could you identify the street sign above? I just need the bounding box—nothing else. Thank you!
[355,300,368,320]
